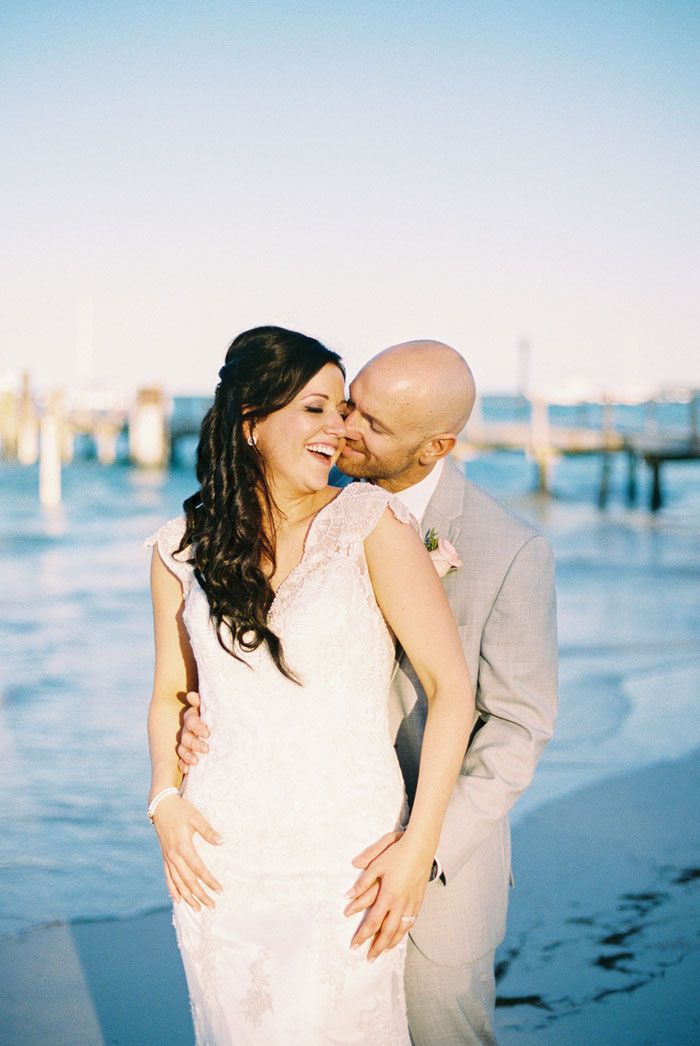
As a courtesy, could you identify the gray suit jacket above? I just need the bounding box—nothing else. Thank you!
[392,456,558,965]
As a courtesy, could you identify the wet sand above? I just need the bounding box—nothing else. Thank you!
[495,748,700,1045]
[2,748,698,1045]
[0,908,191,1045]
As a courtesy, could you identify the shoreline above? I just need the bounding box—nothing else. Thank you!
[3,750,699,1045]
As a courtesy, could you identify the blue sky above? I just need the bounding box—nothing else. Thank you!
[1,1,698,397]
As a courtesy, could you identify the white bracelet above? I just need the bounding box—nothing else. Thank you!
[147,787,180,823]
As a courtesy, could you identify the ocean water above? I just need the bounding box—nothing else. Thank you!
[1,401,699,937]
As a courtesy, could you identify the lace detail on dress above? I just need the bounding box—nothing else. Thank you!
[358,960,409,1043]
[241,947,274,1028]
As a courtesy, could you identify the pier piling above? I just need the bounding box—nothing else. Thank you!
[39,412,62,508]
[17,374,39,465]
[129,388,168,468]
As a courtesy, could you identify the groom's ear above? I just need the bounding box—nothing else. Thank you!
[418,434,456,465]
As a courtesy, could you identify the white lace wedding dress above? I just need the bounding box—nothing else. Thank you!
[146,484,416,1045]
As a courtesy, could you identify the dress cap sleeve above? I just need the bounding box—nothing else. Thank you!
[310,483,421,549]
[143,516,194,594]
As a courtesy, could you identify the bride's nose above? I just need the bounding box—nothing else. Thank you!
[326,409,347,438]
[343,408,360,439]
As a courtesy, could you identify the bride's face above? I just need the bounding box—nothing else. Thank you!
[251,364,347,497]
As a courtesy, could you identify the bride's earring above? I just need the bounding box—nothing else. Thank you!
[247,434,257,446]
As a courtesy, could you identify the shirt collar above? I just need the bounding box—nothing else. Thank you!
[391,457,444,523]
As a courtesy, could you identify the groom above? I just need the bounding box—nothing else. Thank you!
[178,340,558,1045]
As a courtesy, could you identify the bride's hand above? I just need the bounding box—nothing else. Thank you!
[343,831,432,960]
[152,794,223,911]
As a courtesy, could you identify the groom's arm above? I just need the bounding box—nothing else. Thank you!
[437,532,557,881]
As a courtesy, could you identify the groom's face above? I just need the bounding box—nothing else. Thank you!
[336,367,426,488]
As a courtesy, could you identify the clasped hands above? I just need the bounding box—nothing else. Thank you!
[170,692,431,959]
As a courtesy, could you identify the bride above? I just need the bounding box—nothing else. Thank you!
[146,326,474,1044]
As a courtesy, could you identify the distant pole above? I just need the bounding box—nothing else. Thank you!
[601,394,616,444]
[17,373,39,465]
[530,396,553,493]
[39,413,62,507]
[517,338,531,398]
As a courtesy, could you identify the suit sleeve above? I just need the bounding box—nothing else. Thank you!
[437,533,558,880]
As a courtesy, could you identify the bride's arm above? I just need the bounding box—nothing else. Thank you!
[346,507,474,958]
[148,547,223,910]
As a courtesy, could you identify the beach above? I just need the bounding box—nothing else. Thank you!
[2,749,698,1045]
[2,444,699,1042]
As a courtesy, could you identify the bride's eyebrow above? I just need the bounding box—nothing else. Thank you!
[301,391,347,408]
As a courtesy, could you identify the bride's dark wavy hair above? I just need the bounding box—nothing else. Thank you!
[177,325,345,681]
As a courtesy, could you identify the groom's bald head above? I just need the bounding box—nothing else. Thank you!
[364,341,475,435]
[338,340,476,492]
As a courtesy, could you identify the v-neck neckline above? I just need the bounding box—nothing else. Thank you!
[269,486,347,602]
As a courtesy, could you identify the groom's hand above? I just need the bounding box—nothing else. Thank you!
[177,691,210,774]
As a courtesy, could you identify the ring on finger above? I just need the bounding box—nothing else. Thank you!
[400,915,416,923]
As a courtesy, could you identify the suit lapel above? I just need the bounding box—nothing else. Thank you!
[422,456,466,546]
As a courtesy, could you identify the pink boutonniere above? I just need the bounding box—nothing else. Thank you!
[424,528,463,578]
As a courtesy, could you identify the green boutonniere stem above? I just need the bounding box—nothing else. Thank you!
[424,527,439,552]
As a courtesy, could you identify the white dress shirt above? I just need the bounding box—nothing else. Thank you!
[391,457,444,526]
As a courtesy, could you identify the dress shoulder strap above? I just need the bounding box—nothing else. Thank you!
[143,516,194,594]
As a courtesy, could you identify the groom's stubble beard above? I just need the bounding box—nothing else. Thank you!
[335,441,421,486]
[335,450,380,481]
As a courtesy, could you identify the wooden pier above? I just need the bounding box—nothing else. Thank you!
[455,393,700,511]
[1,379,177,507]
[623,432,700,511]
